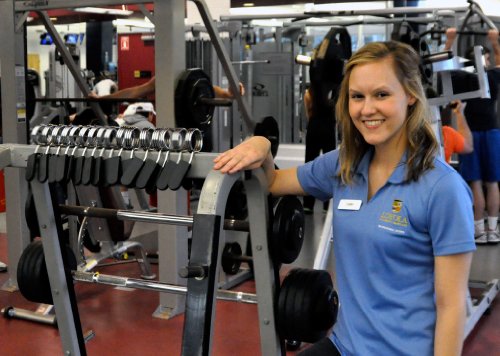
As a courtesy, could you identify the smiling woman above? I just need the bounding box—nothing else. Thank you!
[213,40,475,356]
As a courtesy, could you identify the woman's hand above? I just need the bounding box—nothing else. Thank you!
[213,136,271,174]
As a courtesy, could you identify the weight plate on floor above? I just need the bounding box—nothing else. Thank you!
[17,241,52,304]
[17,240,77,304]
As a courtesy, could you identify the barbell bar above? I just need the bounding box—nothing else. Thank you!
[72,270,258,304]
[59,204,250,232]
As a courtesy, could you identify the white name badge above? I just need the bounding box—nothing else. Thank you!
[338,199,362,211]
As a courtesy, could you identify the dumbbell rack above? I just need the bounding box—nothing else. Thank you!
[0,143,283,356]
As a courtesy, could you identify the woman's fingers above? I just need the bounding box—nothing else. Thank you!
[213,136,270,174]
[213,149,260,174]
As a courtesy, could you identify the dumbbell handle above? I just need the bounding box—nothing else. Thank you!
[223,252,253,263]
[197,97,233,107]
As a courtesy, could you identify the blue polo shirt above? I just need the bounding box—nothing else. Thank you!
[297,148,475,356]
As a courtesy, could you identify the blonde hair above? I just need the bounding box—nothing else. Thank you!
[335,41,438,184]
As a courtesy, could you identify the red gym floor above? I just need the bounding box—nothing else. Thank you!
[0,231,499,356]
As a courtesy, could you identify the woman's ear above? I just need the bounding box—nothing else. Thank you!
[407,95,416,106]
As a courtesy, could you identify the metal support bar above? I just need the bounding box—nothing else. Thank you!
[181,214,221,356]
[36,11,107,124]
[220,7,468,21]
[244,172,283,356]
[31,180,86,356]
[138,4,154,24]
[466,1,497,30]
[72,271,258,304]
[2,306,57,326]
[16,0,151,11]
[284,16,439,28]
[15,11,30,32]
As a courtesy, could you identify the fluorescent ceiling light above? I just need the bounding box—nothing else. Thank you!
[113,18,154,29]
[74,7,133,16]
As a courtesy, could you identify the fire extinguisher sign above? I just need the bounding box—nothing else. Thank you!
[120,36,130,51]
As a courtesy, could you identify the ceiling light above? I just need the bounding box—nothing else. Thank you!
[113,19,154,29]
[74,7,134,16]
[243,3,255,6]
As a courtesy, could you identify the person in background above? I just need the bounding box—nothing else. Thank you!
[91,72,118,116]
[115,102,156,130]
[441,100,474,163]
[114,102,157,209]
[89,76,244,101]
[302,35,347,214]
[213,40,475,356]
[446,27,500,244]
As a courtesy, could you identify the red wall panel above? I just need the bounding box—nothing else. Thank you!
[117,33,155,97]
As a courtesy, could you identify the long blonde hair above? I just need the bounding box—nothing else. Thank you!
[335,41,438,184]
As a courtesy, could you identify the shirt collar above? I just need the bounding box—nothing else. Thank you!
[355,148,408,184]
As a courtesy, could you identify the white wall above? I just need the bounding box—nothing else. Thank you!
[27,23,87,96]
[186,0,230,25]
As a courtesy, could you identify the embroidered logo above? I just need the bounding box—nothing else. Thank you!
[392,199,403,213]
[378,199,408,232]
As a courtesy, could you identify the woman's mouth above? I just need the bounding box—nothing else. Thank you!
[363,119,384,128]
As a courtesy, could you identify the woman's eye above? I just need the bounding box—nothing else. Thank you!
[350,94,363,100]
[376,92,389,98]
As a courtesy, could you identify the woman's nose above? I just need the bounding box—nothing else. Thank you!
[361,98,376,116]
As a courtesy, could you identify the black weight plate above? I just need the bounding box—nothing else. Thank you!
[281,268,308,341]
[17,241,52,304]
[272,196,305,264]
[295,269,324,343]
[300,270,332,343]
[254,116,280,158]
[277,268,295,338]
[17,241,38,298]
[221,242,242,275]
[32,241,53,304]
[17,240,78,305]
[312,272,338,331]
[224,181,247,220]
[25,189,40,240]
[175,68,215,129]
[188,77,215,126]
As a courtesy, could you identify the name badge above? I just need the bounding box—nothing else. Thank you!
[338,199,362,211]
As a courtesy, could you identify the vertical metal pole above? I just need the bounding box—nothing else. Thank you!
[0,0,30,292]
[31,181,85,356]
[244,172,283,356]
[181,214,221,356]
[153,0,189,319]
[186,169,238,355]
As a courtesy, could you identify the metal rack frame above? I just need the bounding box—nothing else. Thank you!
[0,143,283,356]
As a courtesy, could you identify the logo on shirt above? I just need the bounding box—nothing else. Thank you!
[392,199,403,213]
[378,199,408,231]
